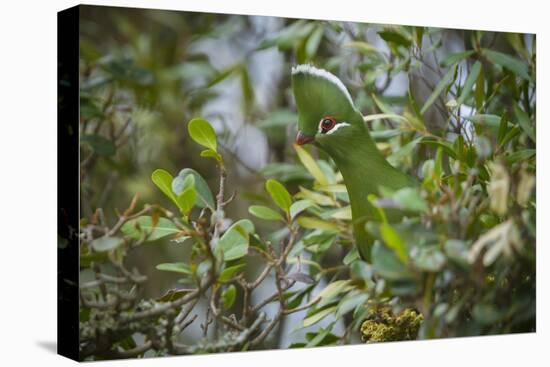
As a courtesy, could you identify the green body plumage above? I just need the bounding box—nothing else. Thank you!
[291,64,415,261]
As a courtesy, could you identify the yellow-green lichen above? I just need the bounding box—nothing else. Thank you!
[361,307,423,343]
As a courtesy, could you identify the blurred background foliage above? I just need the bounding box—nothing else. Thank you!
[78,5,535,359]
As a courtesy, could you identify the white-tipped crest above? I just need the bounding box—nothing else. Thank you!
[292,64,354,106]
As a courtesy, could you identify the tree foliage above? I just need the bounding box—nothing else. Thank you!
[78,7,535,360]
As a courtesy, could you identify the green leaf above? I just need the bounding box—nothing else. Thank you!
[440,50,475,68]
[286,288,312,310]
[414,27,424,47]
[328,206,352,220]
[176,186,196,215]
[297,186,335,206]
[248,205,284,221]
[421,65,456,114]
[497,113,509,146]
[152,169,178,204]
[372,95,395,116]
[265,179,293,212]
[380,222,408,263]
[216,219,254,261]
[303,231,337,253]
[336,292,369,319]
[465,114,502,129]
[172,168,215,209]
[413,247,446,272]
[80,134,116,157]
[222,284,237,309]
[371,241,414,281]
[500,126,521,147]
[363,113,409,124]
[393,187,428,212]
[378,30,412,48]
[305,25,324,60]
[157,289,192,303]
[156,262,193,274]
[343,247,360,265]
[483,48,532,81]
[121,216,180,242]
[387,137,422,166]
[456,61,481,106]
[91,236,123,252]
[317,280,352,307]
[239,65,254,113]
[258,20,315,50]
[219,264,246,283]
[419,138,458,159]
[261,162,311,182]
[408,83,423,121]
[294,144,329,186]
[80,97,104,119]
[200,149,222,162]
[514,105,536,143]
[505,149,535,164]
[188,118,217,152]
[444,239,469,267]
[475,64,485,111]
[344,41,385,57]
[302,306,337,328]
[290,199,314,220]
[350,260,372,280]
[206,64,239,88]
[304,328,336,348]
[297,217,339,231]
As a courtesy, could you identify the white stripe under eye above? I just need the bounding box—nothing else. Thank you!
[326,122,350,135]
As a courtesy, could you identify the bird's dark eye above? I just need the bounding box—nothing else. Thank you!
[319,116,336,133]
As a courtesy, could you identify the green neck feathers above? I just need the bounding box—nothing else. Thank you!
[316,123,414,261]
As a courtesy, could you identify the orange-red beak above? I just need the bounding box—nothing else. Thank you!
[295,131,315,145]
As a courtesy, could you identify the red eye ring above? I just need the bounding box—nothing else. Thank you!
[320,116,336,133]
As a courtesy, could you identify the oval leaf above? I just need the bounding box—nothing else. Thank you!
[456,61,481,106]
[483,48,532,81]
[176,187,197,215]
[172,168,215,209]
[152,169,177,204]
[248,205,283,221]
[121,216,180,242]
[91,236,122,252]
[222,284,237,309]
[219,264,246,283]
[380,222,408,263]
[302,306,337,328]
[156,262,193,274]
[188,118,217,152]
[216,219,255,261]
[421,65,456,115]
[371,241,414,281]
[290,199,314,219]
[294,144,328,186]
[297,216,339,231]
[266,179,292,212]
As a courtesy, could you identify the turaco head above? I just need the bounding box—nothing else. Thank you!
[291,64,366,150]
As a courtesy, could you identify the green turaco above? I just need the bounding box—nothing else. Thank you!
[291,64,416,261]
